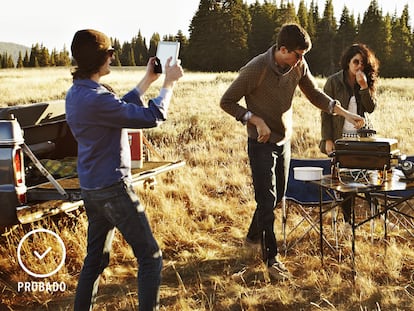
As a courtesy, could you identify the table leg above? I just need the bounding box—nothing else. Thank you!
[282,197,287,254]
[351,194,356,280]
[320,185,324,263]
[384,192,388,240]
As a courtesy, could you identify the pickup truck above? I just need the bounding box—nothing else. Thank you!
[0,100,184,226]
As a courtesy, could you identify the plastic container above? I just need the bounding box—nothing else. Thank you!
[293,167,323,181]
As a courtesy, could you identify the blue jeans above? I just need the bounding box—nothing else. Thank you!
[74,181,162,311]
[246,138,290,265]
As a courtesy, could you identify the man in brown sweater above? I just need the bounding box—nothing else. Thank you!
[220,23,364,280]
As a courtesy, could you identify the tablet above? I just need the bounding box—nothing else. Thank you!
[156,41,180,73]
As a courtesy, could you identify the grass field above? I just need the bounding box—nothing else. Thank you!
[0,67,414,310]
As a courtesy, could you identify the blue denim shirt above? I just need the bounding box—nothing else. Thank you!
[66,79,172,189]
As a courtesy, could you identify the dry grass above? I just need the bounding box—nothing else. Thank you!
[0,67,414,310]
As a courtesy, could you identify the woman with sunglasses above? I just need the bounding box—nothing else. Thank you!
[320,43,379,228]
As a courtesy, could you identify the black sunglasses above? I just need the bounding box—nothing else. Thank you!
[352,58,365,66]
[289,50,303,60]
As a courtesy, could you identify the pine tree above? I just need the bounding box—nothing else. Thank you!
[186,0,219,70]
[162,35,176,41]
[274,0,299,27]
[221,0,250,71]
[334,6,357,70]
[358,0,387,62]
[23,51,30,67]
[132,31,149,66]
[111,39,122,67]
[38,45,50,67]
[29,44,40,67]
[388,6,413,77]
[310,0,337,76]
[149,33,160,58]
[380,14,393,77]
[6,54,14,68]
[297,0,309,30]
[304,0,319,68]
[128,47,136,66]
[119,42,133,66]
[248,1,277,58]
[307,0,319,38]
[112,54,121,67]
[175,30,189,66]
[1,53,5,68]
[16,52,24,68]
[187,0,250,71]
[58,46,71,66]
[50,49,57,67]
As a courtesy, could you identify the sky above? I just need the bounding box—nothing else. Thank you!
[1,0,412,50]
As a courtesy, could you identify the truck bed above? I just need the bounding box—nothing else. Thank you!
[1,100,185,226]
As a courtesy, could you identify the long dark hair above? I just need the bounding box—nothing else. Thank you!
[340,43,379,94]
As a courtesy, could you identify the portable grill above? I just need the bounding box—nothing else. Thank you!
[333,137,400,170]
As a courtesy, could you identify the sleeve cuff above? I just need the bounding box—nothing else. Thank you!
[159,88,173,103]
[241,111,253,125]
[328,100,340,115]
[135,86,143,97]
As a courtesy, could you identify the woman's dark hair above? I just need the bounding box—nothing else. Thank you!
[277,23,312,52]
[340,43,380,93]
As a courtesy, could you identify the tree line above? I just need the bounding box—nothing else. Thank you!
[0,44,71,69]
[1,0,413,78]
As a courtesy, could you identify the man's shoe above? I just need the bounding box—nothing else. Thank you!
[267,259,290,280]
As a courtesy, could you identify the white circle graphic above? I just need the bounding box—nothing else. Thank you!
[17,228,66,278]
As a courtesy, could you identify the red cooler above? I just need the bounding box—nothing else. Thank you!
[128,129,143,168]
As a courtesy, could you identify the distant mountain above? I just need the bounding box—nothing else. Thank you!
[0,42,30,63]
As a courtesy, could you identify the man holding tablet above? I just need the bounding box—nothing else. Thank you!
[67,29,183,311]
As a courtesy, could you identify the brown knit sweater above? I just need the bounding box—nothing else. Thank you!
[220,45,333,144]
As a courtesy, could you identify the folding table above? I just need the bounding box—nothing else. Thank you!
[312,170,414,278]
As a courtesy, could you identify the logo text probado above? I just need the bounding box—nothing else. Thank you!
[17,281,66,293]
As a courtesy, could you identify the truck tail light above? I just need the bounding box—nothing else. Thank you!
[13,147,27,204]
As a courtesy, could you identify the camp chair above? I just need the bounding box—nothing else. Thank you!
[282,158,337,252]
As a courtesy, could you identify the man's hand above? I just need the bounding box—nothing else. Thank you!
[345,111,365,129]
[163,57,184,89]
[325,140,335,155]
[136,57,161,94]
[333,103,365,129]
[145,57,161,82]
[249,114,271,143]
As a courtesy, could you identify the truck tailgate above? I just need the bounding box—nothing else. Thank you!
[17,160,185,224]
[130,160,185,185]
